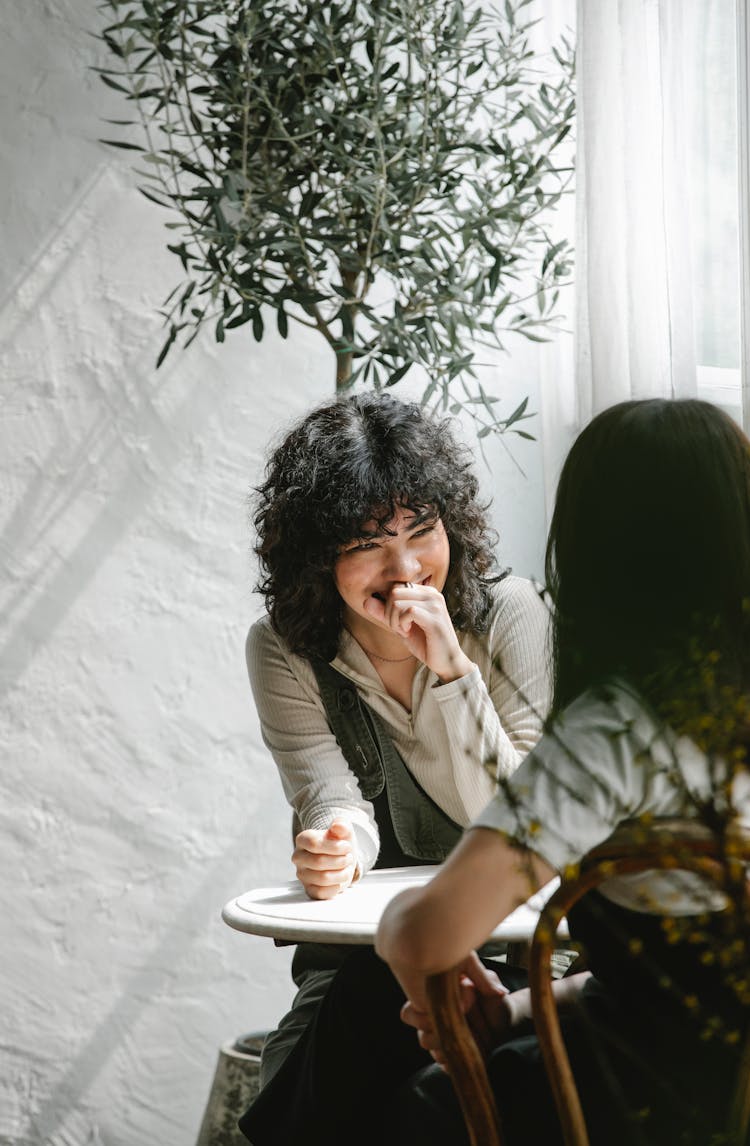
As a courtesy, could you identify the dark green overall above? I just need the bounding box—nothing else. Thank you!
[259,658,464,1086]
[310,658,463,866]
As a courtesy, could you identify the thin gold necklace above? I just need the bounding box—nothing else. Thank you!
[363,646,416,664]
[346,629,416,663]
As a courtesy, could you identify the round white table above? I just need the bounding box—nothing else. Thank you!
[222,865,568,945]
[222,867,570,1146]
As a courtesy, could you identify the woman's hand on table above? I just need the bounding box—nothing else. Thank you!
[363,583,474,683]
[400,952,512,1065]
[293,818,358,899]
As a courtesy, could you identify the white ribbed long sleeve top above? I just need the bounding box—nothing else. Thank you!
[246,575,551,874]
[473,679,750,914]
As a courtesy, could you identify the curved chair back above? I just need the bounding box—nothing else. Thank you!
[426,968,504,1146]
[528,821,750,1146]
[425,821,750,1146]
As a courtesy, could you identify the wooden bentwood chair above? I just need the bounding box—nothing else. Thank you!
[425,822,750,1146]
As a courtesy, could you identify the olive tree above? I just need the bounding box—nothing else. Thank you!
[97,0,574,435]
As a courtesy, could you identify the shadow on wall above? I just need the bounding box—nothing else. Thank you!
[0,166,236,701]
[27,832,255,1145]
[1,156,305,1146]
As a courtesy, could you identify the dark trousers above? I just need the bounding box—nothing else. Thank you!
[239,946,526,1146]
[240,896,748,1146]
[393,976,742,1146]
[396,893,749,1146]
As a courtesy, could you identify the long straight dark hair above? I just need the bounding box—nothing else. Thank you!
[545,399,750,719]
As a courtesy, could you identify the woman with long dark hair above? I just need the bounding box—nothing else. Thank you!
[244,392,550,1107]
[376,398,750,1144]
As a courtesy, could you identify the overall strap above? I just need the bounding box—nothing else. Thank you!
[310,659,462,865]
[311,659,385,800]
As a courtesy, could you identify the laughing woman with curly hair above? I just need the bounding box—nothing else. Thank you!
[240,392,550,1142]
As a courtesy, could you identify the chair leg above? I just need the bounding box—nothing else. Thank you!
[426,969,504,1146]
[529,932,590,1146]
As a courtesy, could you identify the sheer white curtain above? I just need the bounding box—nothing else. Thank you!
[543,0,742,514]
[575,0,703,425]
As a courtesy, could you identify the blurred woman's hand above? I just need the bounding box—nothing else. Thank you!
[399,952,511,1065]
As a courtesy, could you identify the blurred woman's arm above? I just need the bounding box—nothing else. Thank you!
[375,826,555,1012]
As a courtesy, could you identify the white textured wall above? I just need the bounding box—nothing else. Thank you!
[0,4,568,1145]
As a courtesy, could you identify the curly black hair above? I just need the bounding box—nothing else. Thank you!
[254,392,500,661]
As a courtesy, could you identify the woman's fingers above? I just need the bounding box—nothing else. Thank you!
[293,848,352,871]
[362,594,387,624]
[390,591,473,681]
[294,825,353,855]
[364,584,473,680]
[386,588,454,655]
[388,586,443,625]
[293,821,357,898]
[461,951,508,998]
[296,858,356,898]
[401,999,431,1030]
[401,1000,459,1068]
[302,876,354,900]
[401,1002,444,1058]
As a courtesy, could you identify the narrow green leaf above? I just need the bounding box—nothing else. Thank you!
[98,74,131,94]
[505,396,529,424]
[385,362,413,387]
[99,138,144,151]
[156,325,178,368]
[138,186,170,207]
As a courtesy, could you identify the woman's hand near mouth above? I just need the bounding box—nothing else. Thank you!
[363,582,475,683]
